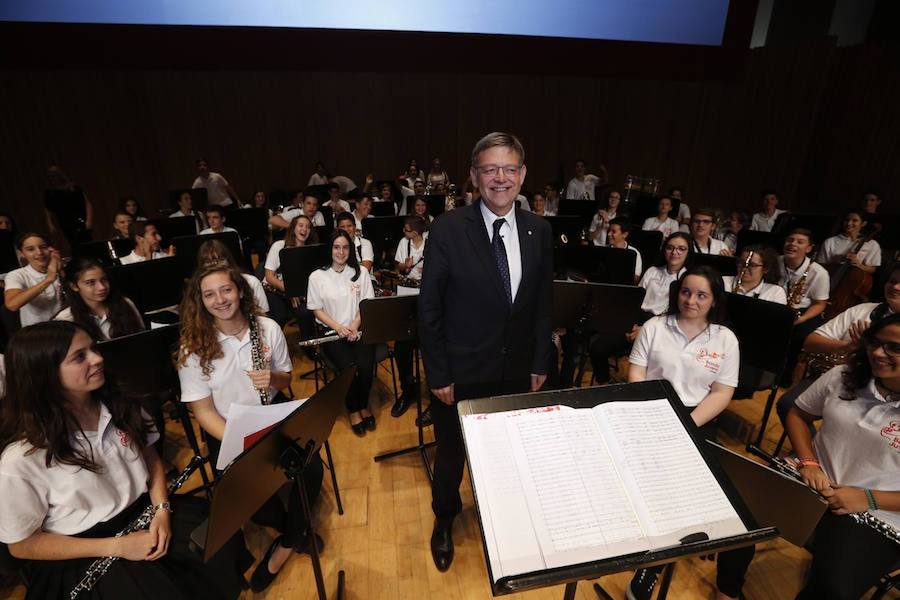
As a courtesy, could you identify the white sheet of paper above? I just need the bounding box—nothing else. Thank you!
[396,285,420,296]
[216,399,306,470]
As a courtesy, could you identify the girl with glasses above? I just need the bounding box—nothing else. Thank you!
[721,245,786,304]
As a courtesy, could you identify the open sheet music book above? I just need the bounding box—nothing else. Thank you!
[462,399,747,583]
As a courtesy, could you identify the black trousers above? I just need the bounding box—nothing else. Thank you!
[796,512,900,600]
[321,338,375,413]
[588,333,632,384]
[431,379,530,522]
[265,291,315,338]
[394,340,417,389]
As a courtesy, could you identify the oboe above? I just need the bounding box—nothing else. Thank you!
[248,312,270,405]
[70,455,204,599]
[770,456,900,547]
[733,251,754,293]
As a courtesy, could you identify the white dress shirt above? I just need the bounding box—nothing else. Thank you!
[480,202,523,303]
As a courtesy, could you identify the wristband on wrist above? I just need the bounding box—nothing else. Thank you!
[797,458,820,467]
[865,489,879,511]
[152,501,173,515]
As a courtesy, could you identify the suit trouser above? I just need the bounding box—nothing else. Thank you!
[431,378,530,522]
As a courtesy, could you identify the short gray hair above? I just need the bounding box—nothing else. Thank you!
[470,132,525,167]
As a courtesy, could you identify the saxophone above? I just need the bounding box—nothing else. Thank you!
[786,262,812,319]
[70,456,204,598]
[733,251,754,293]
[248,312,271,405]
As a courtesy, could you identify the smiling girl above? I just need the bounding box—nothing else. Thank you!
[4,233,62,327]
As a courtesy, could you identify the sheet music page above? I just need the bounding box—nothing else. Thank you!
[504,407,649,569]
[217,399,306,470]
[593,399,746,545]
[462,408,553,581]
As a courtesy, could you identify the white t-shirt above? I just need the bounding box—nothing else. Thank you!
[355,237,374,264]
[308,173,329,186]
[796,366,900,530]
[280,207,325,228]
[331,175,357,195]
[638,266,684,315]
[515,195,531,212]
[324,199,351,215]
[642,216,680,238]
[750,209,786,232]
[814,302,889,341]
[818,234,882,267]
[242,273,269,313]
[54,297,143,340]
[4,265,62,327]
[692,237,729,255]
[192,172,233,206]
[307,266,375,327]
[394,233,428,281]
[0,404,159,542]
[199,226,238,235]
[565,175,600,200]
[722,277,788,304]
[630,315,740,408]
[677,203,691,232]
[589,209,617,247]
[778,256,830,310]
[118,250,168,265]
[264,239,287,280]
[178,316,292,419]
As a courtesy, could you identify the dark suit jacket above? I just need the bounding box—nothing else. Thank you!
[418,200,553,392]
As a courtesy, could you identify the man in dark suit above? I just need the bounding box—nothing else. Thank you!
[418,132,553,572]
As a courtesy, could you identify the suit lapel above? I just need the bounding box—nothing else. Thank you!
[513,209,534,312]
[465,201,509,305]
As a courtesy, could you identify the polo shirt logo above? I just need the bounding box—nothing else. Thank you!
[881,421,900,451]
[117,430,130,447]
[695,349,724,374]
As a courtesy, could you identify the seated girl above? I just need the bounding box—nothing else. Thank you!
[263,214,318,334]
[4,233,62,327]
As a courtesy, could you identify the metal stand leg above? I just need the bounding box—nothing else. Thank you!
[174,402,213,497]
[657,563,676,599]
[749,383,780,451]
[563,581,578,600]
[593,582,615,600]
[323,440,344,515]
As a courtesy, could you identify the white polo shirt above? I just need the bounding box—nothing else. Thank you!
[630,315,740,408]
[307,266,375,327]
[814,302,889,340]
[354,237,374,264]
[722,277,788,304]
[394,233,428,281]
[308,173,328,186]
[4,265,62,327]
[178,316,292,419]
[750,209,786,232]
[817,234,882,267]
[192,172,233,206]
[264,240,287,280]
[642,216,680,238]
[324,199,351,215]
[778,256,830,310]
[54,297,143,340]
[589,209,617,247]
[280,208,325,228]
[199,226,238,236]
[638,266,684,315]
[796,365,900,530]
[0,403,159,542]
[565,175,600,200]
[119,250,167,265]
[692,237,729,255]
[480,202,522,302]
[242,274,269,313]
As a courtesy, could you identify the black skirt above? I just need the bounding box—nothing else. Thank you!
[22,494,252,600]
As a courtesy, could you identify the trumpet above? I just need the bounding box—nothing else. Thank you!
[733,251,754,293]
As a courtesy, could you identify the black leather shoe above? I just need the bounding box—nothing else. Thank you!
[363,415,376,431]
[416,405,433,428]
[250,535,287,592]
[351,421,366,436]
[391,392,414,418]
[430,520,454,572]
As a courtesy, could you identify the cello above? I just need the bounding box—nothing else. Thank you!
[824,223,881,320]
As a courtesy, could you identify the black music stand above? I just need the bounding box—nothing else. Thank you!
[735,229,778,254]
[423,194,447,217]
[97,325,213,495]
[545,215,584,245]
[627,229,663,272]
[553,281,646,387]
[320,205,335,230]
[720,294,795,453]
[75,238,135,267]
[108,256,183,321]
[150,216,200,246]
[369,201,397,217]
[280,244,331,299]
[691,253,736,277]
[307,184,331,202]
[771,213,837,245]
[631,194,675,226]
[198,369,355,600]
[172,231,244,277]
[563,245,637,285]
[363,296,435,480]
[457,381,776,599]
[557,199,599,224]
[168,188,208,212]
[226,207,268,244]
[0,230,17,274]
[361,216,404,268]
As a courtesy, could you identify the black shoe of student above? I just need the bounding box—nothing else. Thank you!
[416,405,433,428]
[351,421,367,436]
[391,388,417,418]
[293,532,325,555]
[430,520,454,572]
[363,415,376,431]
[626,567,661,600]
[250,535,287,592]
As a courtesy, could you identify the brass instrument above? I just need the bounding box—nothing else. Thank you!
[70,456,204,599]
[248,313,270,405]
[445,182,457,211]
[734,251,754,293]
[803,352,849,378]
[786,262,812,319]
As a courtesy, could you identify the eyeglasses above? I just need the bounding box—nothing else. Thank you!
[664,245,689,253]
[476,164,522,177]
[863,337,900,357]
[692,218,714,225]
[740,262,765,269]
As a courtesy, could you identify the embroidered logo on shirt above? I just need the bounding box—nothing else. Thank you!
[695,349,724,374]
[881,421,900,451]
[118,430,130,447]
[350,281,361,298]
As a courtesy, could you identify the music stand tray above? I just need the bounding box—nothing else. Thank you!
[564,245,637,285]
[280,244,331,298]
[556,200,599,223]
[225,207,269,244]
[75,238,135,267]
[172,231,244,277]
[151,216,200,245]
[691,253,736,277]
[457,381,776,598]
[423,194,447,217]
[108,256,183,314]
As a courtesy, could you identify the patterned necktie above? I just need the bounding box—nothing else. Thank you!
[492,218,512,304]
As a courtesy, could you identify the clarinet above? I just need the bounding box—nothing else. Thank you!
[770,456,900,547]
[70,455,204,599]
[733,251,754,293]
[248,312,270,405]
